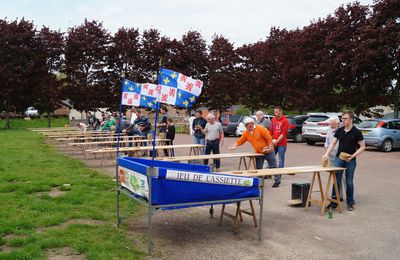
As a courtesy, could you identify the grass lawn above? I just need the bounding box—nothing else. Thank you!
[0,129,145,259]
[0,117,70,129]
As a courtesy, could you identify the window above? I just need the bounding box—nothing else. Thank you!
[388,120,400,130]
[359,120,380,128]
[229,115,242,123]
[305,116,329,122]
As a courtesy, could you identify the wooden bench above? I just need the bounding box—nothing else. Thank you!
[86,144,205,166]
[67,138,170,154]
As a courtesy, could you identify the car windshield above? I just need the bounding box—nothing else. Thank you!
[288,118,297,124]
[229,115,242,122]
[306,116,329,122]
[359,120,380,128]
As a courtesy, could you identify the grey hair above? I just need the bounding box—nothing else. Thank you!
[206,113,214,120]
[255,110,264,116]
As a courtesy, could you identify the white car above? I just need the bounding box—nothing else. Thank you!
[25,107,38,117]
[302,113,362,145]
[235,115,273,136]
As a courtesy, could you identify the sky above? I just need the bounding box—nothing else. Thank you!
[0,0,374,46]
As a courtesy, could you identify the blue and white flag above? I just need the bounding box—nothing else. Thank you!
[121,79,159,109]
[157,68,203,108]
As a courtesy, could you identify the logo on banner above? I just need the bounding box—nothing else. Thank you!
[119,166,149,198]
[166,170,253,187]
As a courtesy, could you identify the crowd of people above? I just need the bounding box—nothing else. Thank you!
[75,107,176,155]
[76,106,365,210]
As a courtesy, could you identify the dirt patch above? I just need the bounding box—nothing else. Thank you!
[3,233,28,240]
[35,187,68,198]
[36,219,106,233]
[46,247,86,260]
[49,187,67,197]
[0,245,16,253]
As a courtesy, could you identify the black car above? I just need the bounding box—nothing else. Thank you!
[219,114,244,136]
[287,115,309,142]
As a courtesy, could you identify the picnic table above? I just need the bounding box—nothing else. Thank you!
[45,132,118,138]
[67,138,170,154]
[221,165,346,225]
[30,127,76,132]
[56,134,128,144]
[156,152,264,170]
[86,144,205,166]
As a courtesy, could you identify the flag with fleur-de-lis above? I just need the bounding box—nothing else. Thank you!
[157,68,203,108]
[121,79,160,109]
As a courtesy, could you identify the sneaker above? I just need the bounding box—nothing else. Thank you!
[347,204,355,211]
[327,203,338,210]
[272,181,281,188]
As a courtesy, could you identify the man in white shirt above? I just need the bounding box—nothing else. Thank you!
[200,113,224,169]
[324,117,340,165]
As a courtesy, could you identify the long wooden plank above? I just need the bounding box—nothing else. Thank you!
[155,152,263,162]
[45,132,118,138]
[67,139,170,146]
[56,134,129,142]
[87,144,205,154]
[222,166,346,177]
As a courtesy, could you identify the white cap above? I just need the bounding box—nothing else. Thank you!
[243,117,255,125]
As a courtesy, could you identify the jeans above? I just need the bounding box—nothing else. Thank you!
[255,152,277,170]
[193,136,205,155]
[274,146,287,182]
[332,157,357,206]
[204,139,220,168]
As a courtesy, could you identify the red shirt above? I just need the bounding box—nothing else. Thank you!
[270,115,289,146]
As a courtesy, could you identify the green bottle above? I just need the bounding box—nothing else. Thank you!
[328,209,333,219]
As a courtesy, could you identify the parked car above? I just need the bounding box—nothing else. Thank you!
[235,115,274,136]
[220,115,244,136]
[358,119,400,152]
[287,115,309,143]
[302,113,362,145]
[25,107,38,117]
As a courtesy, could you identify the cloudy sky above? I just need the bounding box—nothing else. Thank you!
[1,0,374,46]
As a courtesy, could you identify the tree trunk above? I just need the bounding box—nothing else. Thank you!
[5,109,10,129]
[47,110,51,128]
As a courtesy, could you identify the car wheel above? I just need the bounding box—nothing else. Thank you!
[294,133,303,143]
[306,140,316,145]
[381,139,393,152]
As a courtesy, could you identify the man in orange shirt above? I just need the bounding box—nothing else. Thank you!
[229,117,278,187]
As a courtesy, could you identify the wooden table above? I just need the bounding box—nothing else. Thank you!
[67,138,170,154]
[86,144,205,166]
[46,132,118,138]
[56,134,127,143]
[156,152,264,170]
[222,165,346,216]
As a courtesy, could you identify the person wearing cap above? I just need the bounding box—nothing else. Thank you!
[229,117,278,186]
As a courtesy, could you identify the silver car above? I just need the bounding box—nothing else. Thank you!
[302,113,362,145]
[358,119,400,152]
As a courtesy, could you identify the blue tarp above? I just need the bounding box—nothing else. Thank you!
[117,157,260,209]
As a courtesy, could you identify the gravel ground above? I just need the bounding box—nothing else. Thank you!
[61,134,400,260]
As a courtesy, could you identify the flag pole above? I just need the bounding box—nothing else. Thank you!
[116,78,124,227]
[151,58,163,160]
